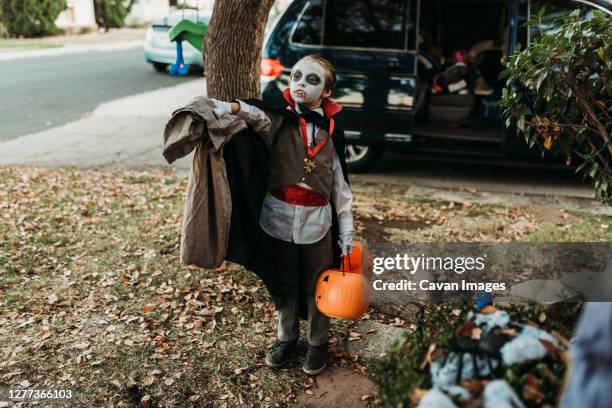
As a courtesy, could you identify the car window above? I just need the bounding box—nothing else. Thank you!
[323,0,411,50]
[291,0,323,45]
[520,1,604,45]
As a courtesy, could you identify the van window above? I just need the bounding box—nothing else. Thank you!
[518,1,604,47]
[420,1,509,56]
[291,0,323,45]
[323,0,411,50]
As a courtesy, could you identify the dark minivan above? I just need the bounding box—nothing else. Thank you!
[260,0,611,171]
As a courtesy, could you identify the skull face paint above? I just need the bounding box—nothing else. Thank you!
[289,59,327,106]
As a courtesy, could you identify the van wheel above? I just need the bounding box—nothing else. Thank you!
[152,62,168,73]
[345,145,384,172]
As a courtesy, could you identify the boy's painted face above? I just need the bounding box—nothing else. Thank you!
[289,59,327,106]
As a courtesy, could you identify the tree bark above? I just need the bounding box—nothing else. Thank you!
[204,0,275,101]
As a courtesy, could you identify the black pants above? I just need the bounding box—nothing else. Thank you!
[268,230,333,346]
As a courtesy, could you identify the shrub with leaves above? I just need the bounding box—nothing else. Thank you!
[93,0,137,31]
[369,304,461,407]
[370,303,583,407]
[0,0,66,37]
[500,9,611,202]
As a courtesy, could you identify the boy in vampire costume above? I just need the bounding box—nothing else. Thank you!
[163,55,353,375]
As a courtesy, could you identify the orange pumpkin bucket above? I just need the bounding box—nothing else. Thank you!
[315,241,372,319]
[341,241,363,272]
[341,241,374,281]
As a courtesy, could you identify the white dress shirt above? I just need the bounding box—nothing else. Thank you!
[234,100,353,245]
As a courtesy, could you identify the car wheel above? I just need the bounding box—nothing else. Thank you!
[152,62,168,73]
[345,144,384,172]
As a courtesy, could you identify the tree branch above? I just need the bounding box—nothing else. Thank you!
[574,88,612,156]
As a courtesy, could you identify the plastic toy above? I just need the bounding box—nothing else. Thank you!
[168,0,208,76]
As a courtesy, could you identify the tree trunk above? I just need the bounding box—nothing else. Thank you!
[204,0,275,100]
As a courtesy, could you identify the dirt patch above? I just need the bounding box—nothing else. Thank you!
[297,366,375,407]
[532,206,579,224]
[355,215,427,243]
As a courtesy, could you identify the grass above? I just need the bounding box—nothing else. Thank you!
[0,39,63,50]
[352,188,610,243]
[525,209,610,241]
[0,166,608,407]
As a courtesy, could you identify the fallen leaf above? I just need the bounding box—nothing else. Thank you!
[539,339,560,360]
[234,367,247,375]
[460,379,484,395]
[139,394,151,408]
[410,387,428,404]
[420,343,437,370]
[550,330,570,348]
[522,374,545,404]
[456,321,477,337]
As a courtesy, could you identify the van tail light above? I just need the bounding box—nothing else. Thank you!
[260,58,285,78]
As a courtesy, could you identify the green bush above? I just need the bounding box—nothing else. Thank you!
[0,0,67,37]
[93,0,136,31]
[500,9,611,202]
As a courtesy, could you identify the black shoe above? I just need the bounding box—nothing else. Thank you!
[265,339,297,367]
[303,343,328,375]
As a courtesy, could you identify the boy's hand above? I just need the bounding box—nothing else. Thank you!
[210,98,231,117]
[338,231,353,256]
[210,98,241,117]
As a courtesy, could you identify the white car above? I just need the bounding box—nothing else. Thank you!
[144,9,211,72]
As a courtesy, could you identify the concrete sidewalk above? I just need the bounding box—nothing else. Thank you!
[0,79,203,171]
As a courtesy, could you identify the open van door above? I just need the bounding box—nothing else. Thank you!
[315,0,420,170]
[413,0,511,147]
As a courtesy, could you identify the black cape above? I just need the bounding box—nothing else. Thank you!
[222,98,349,317]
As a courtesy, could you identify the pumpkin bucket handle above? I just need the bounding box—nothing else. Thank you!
[341,253,352,276]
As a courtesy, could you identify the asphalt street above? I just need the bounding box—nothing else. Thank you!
[0,47,599,204]
[0,47,198,142]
